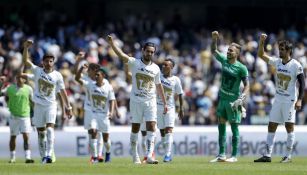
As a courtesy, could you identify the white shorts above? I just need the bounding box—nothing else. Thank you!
[33,103,57,128]
[130,99,157,123]
[269,101,296,124]
[84,109,98,130]
[95,112,110,133]
[157,106,176,129]
[9,115,32,136]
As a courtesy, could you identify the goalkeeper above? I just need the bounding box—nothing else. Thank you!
[210,31,250,163]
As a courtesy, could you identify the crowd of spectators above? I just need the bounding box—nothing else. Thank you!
[0,11,307,128]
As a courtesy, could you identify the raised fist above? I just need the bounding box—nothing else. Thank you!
[23,40,33,48]
[212,31,219,40]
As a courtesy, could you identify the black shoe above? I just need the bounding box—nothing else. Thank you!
[254,156,271,162]
[25,159,35,163]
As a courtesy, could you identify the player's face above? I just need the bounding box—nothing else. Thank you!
[227,46,238,60]
[88,68,97,79]
[142,46,155,62]
[278,45,289,59]
[43,57,54,70]
[162,61,172,75]
[95,72,104,83]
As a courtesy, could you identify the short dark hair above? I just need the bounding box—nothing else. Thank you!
[43,53,55,60]
[165,58,175,67]
[88,63,100,71]
[143,42,156,51]
[278,40,293,55]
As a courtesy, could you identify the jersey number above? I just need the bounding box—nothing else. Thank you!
[38,79,54,96]
[92,95,107,109]
[136,73,154,91]
[277,73,291,90]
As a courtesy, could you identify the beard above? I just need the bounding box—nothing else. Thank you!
[143,56,151,62]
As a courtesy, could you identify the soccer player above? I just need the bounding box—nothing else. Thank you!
[76,65,115,163]
[1,72,34,163]
[254,34,305,163]
[157,58,184,162]
[210,31,249,163]
[22,40,73,163]
[107,35,167,164]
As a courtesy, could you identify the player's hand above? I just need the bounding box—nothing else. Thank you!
[230,98,244,111]
[23,40,33,48]
[115,111,121,119]
[163,104,168,114]
[295,99,302,110]
[178,108,184,120]
[260,34,267,42]
[108,112,113,119]
[75,51,85,61]
[65,106,73,119]
[212,31,219,40]
[106,35,113,44]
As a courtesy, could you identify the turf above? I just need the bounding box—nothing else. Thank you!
[1,157,307,175]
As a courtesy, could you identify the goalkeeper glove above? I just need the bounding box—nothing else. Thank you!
[230,93,246,111]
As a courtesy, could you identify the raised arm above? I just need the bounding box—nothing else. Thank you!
[22,40,34,67]
[73,52,85,74]
[75,64,87,85]
[124,63,132,82]
[257,34,271,63]
[156,84,168,114]
[211,31,220,55]
[106,35,130,63]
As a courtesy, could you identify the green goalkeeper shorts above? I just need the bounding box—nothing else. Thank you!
[216,99,241,123]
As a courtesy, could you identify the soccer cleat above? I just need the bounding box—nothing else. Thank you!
[25,159,35,163]
[105,153,111,163]
[133,155,142,164]
[98,156,104,163]
[146,157,159,164]
[225,157,238,162]
[280,156,292,163]
[52,150,56,163]
[142,151,156,164]
[254,155,271,162]
[42,156,52,164]
[91,157,99,164]
[8,159,16,163]
[163,155,172,162]
[209,155,226,163]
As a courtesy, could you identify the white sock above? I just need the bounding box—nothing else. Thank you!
[161,136,166,149]
[38,131,47,158]
[286,132,295,158]
[130,132,138,157]
[98,133,103,157]
[104,139,111,153]
[141,136,147,157]
[165,133,173,156]
[146,131,156,158]
[10,151,16,160]
[46,127,55,157]
[90,139,98,158]
[25,150,31,159]
[265,132,275,157]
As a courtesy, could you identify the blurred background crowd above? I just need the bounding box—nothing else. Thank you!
[0,0,307,128]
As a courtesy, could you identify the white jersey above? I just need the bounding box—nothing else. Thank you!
[83,80,115,115]
[268,57,303,101]
[128,57,161,102]
[81,74,110,110]
[31,65,65,105]
[157,75,183,108]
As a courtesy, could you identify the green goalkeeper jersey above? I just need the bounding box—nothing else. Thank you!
[215,51,248,101]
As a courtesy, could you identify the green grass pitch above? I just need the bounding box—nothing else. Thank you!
[1,157,307,175]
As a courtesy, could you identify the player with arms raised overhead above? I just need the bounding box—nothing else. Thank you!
[107,35,167,164]
[254,34,305,163]
[210,31,249,163]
